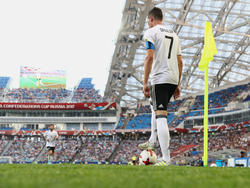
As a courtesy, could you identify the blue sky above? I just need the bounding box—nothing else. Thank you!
[0,0,125,94]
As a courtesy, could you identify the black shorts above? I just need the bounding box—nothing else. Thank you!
[150,83,177,111]
[47,147,55,152]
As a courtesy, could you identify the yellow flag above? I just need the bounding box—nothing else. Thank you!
[199,21,217,167]
[199,22,217,71]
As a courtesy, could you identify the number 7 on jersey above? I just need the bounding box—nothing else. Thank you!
[165,36,173,59]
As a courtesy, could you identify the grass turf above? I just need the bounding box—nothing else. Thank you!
[0,164,249,188]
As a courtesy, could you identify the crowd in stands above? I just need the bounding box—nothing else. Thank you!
[3,88,71,103]
[113,133,198,162]
[3,137,44,162]
[0,125,248,164]
[0,79,248,109]
[55,139,82,162]
[173,128,249,165]
[0,88,105,103]
[114,127,249,164]
[0,77,9,93]
[119,82,249,129]
[72,88,104,103]
[71,78,105,103]
[208,129,248,152]
[137,105,151,114]
[0,136,9,154]
[0,81,249,164]
[114,140,142,162]
[38,137,82,163]
[113,134,148,162]
[75,137,118,162]
[36,136,118,163]
[192,83,249,110]
[0,88,4,96]
[118,108,227,129]
[0,77,106,103]
[126,114,151,129]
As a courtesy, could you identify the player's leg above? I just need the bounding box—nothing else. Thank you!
[148,103,157,144]
[155,110,170,165]
[138,102,157,150]
[47,148,54,164]
[152,84,177,166]
[50,147,55,161]
[47,147,51,163]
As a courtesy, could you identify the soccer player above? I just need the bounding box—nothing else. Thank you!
[44,124,58,164]
[139,7,183,166]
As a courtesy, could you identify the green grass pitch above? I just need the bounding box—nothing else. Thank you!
[0,164,249,188]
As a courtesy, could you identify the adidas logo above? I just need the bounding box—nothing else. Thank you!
[158,104,164,108]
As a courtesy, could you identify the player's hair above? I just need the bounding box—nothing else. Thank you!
[148,7,163,21]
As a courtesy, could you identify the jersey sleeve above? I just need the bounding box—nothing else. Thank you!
[44,131,48,138]
[144,29,156,50]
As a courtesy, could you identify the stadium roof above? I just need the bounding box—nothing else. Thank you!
[105,0,250,108]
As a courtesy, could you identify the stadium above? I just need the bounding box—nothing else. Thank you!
[0,0,249,188]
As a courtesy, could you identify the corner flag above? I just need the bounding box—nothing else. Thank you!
[199,21,217,167]
[199,22,217,71]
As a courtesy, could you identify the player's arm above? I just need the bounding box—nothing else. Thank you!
[143,49,154,98]
[54,132,59,140]
[177,55,183,86]
[143,49,154,97]
[174,55,183,99]
[143,37,155,98]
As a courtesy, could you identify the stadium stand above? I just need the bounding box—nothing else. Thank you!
[75,137,119,163]
[0,77,105,103]
[0,77,10,89]
[0,78,248,165]
[38,137,82,163]
[3,88,71,103]
[35,136,119,163]
[172,128,249,166]
[0,122,248,164]
[117,82,250,129]
[77,78,95,89]
[0,137,9,154]
[72,78,103,102]
[0,77,10,99]
[72,88,103,103]
[3,137,44,163]
[114,140,142,162]
[113,124,249,164]
[192,83,249,110]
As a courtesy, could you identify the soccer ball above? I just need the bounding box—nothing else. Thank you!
[148,150,157,164]
[139,150,157,165]
[139,150,150,165]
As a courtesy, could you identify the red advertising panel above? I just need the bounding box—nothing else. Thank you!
[0,102,116,111]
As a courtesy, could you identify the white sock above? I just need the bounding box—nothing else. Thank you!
[156,117,170,163]
[148,105,157,144]
[49,155,53,161]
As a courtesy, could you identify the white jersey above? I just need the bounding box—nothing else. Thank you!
[144,24,181,85]
[44,130,58,147]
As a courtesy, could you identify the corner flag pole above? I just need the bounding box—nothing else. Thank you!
[199,22,217,167]
[203,66,209,167]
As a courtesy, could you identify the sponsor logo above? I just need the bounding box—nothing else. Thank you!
[158,104,164,108]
